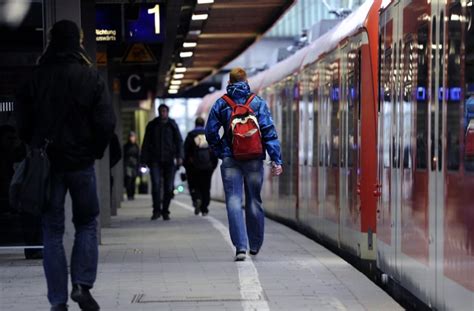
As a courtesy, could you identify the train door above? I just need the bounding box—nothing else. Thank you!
[379,2,404,278]
[378,7,395,273]
[441,0,474,309]
[340,43,362,253]
[310,68,320,224]
[319,60,330,234]
[298,70,311,223]
[325,58,342,243]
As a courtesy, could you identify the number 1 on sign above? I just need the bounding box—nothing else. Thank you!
[147,4,160,34]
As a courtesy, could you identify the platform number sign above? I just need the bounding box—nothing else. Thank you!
[125,3,165,43]
[148,5,160,35]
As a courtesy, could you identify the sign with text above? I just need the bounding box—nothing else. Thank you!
[120,73,147,100]
[124,3,166,43]
[95,4,121,43]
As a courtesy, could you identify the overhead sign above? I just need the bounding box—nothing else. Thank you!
[122,43,157,64]
[95,4,121,43]
[120,73,147,100]
[124,3,166,43]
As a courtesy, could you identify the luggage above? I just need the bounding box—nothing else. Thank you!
[9,144,51,216]
[222,93,263,160]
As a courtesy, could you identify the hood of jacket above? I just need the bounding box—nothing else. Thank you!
[226,81,251,101]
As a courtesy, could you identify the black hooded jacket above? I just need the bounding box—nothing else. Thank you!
[141,117,183,165]
[15,51,116,171]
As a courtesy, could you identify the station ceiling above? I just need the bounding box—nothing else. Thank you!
[163,0,296,97]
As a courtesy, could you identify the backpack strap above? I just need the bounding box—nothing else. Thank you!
[244,93,256,107]
[222,95,237,109]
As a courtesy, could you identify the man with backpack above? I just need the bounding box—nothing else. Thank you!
[15,20,115,311]
[141,104,183,221]
[184,117,217,216]
[205,67,283,261]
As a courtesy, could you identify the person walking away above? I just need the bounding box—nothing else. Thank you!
[141,104,183,221]
[123,131,140,200]
[15,20,116,311]
[183,117,217,216]
[205,67,283,262]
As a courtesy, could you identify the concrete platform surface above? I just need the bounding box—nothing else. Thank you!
[0,194,403,311]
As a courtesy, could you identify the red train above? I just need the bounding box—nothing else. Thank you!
[198,0,474,309]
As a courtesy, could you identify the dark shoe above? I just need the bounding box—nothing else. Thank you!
[163,214,170,221]
[249,249,259,256]
[50,304,68,311]
[71,284,100,311]
[234,251,246,262]
[202,212,208,216]
[151,212,161,220]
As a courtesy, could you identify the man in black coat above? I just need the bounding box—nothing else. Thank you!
[184,117,217,216]
[141,104,183,220]
[123,131,140,200]
[15,20,115,311]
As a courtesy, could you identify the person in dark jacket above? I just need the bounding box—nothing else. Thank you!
[205,67,282,262]
[141,104,183,221]
[184,117,217,216]
[15,20,115,311]
[123,131,140,200]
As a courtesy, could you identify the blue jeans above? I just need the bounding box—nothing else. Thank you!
[149,162,175,216]
[42,165,99,306]
[220,157,264,252]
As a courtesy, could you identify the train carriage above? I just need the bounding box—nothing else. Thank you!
[198,0,474,309]
[379,0,474,309]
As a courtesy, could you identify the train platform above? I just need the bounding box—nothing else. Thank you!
[0,195,402,311]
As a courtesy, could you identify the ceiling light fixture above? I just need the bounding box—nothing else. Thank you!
[173,74,184,79]
[169,85,180,90]
[170,80,182,85]
[188,30,202,36]
[183,42,197,48]
[180,51,193,58]
[192,14,209,21]
[197,0,214,4]
[175,67,187,73]
[168,89,178,94]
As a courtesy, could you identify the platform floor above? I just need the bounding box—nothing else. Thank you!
[0,195,403,311]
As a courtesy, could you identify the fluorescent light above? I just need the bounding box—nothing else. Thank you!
[188,30,201,36]
[168,89,178,94]
[173,74,184,79]
[180,51,193,58]
[169,85,180,90]
[183,42,197,48]
[192,14,208,21]
[170,80,182,85]
[175,67,187,73]
[197,0,214,3]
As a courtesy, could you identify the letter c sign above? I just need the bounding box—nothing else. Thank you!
[121,73,146,100]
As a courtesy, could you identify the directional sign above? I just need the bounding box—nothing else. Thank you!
[122,43,157,64]
[120,73,147,100]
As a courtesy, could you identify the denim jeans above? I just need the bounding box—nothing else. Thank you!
[220,157,264,252]
[149,162,175,216]
[42,165,99,306]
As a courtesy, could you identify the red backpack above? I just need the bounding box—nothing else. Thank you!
[222,93,263,160]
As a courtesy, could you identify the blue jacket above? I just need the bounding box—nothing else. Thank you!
[205,81,282,165]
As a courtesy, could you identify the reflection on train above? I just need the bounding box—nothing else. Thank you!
[199,0,474,309]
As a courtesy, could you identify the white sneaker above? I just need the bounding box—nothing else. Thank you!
[234,251,246,261]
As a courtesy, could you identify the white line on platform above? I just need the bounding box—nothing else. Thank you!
[174,200,270,311]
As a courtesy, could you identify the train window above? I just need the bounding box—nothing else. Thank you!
[415,24,429,170]
[464,1,474,172]
[382,47,392,169]
[313,75,319,167]
[446,3,462,171]
[330,62,340,168]
[438,11,445,172]
[403,37,414,170]
[347,50,360,168]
